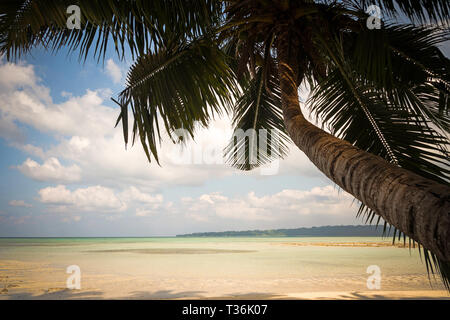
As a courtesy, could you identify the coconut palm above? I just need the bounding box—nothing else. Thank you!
[1,0,449,287]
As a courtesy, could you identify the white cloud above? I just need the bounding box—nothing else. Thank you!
[0,61,39,90]
[1,88,115,138]
[33,184,357,225]
[36,185,166,217]
[120,186,163,204]
[38,185,127,213]
[181,185,356,222]
[105,59,122,84]
[120,186,164,217]
[16,157,82,183]
[9,200,33,208]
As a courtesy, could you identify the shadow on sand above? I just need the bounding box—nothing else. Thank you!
[2,289,449,300]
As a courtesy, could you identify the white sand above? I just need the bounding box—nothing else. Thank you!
[1,259,448,300]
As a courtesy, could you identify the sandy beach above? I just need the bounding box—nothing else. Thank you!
[0,237,448,300]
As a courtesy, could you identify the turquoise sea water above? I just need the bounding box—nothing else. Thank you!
[0,237,438,277]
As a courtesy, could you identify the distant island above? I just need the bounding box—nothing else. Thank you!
[176,225,393,237]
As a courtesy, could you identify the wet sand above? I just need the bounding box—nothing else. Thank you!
[275,241,411,248]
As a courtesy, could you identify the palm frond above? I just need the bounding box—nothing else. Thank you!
[0,0,223,61]
[349,25,450,133]
[356,0,450,25]
[309,69,450,181]
[114,39,237,164]
[224,67,291,170]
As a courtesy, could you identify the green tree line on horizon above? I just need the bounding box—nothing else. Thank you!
[176,225,394,237]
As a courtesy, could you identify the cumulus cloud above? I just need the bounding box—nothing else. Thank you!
[0,81,115,139]
[36,185,166,216]
[120,186,163,204]
[38,185,127,213]
[181,185,356,222]
[33,183,358,227]
[105,59,122,84]
[9,200,33,208]
[0,61,39,90]
[120,186,164,217]
[16,158,82,183]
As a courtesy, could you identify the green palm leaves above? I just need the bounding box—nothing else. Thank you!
[224,66,291,170]
[309,25,450,185]
[358,0,450,24]
[114,40,237,164]
[0,0,222,60]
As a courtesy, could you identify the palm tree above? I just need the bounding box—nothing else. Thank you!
[1,0,449,287]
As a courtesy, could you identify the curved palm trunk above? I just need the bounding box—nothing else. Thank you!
[276,35,450,262]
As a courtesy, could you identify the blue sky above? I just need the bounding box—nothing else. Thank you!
[2,31,447,237]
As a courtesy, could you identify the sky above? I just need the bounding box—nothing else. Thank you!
[0,33,447,237]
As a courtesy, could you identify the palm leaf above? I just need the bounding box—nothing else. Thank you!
[0,0,223,61]
[357,0,450,25]
[224,66,291,170]
[114,39,237,164]
[349,25,450,133]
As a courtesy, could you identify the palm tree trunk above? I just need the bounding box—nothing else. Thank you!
[276,33,450,262]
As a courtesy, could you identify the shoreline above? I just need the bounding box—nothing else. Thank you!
[275,241,410,248]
